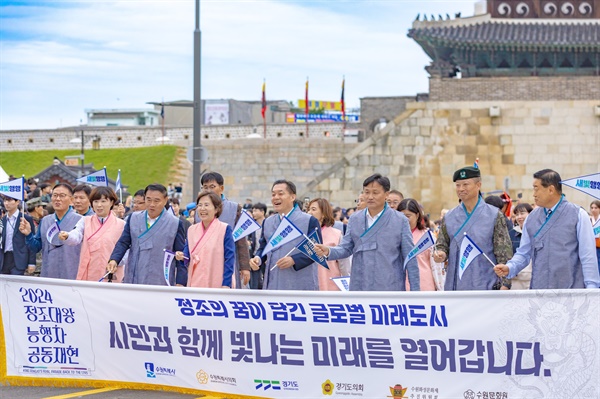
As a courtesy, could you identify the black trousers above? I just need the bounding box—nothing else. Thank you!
[1,251,21,275]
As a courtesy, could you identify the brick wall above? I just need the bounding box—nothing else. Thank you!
[430,76,600,101]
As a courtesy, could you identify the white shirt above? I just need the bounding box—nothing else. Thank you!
[4,210,19,252]
[507,207,600,289]
[65,215,108,246]
[366,207,385,229]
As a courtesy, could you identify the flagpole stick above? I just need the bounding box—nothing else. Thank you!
[118,169,123,203]
[481,252,497,268]
[462,233,496,268]
[270,247,296,271]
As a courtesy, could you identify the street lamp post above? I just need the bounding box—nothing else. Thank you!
[81,129,85,176]
[192,0,202,199]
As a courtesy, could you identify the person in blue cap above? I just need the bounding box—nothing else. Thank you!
[433,165,513,290]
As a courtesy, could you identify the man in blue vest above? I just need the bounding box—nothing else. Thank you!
[250,179,322,290]
[108,184,186,286]
[494,169,600,289]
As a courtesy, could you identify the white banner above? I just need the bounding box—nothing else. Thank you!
[1,276,599,398]
[561,172,600,200]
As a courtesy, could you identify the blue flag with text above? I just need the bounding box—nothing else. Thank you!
[0,177,24,201]
[77,168,108,187]
[459,233,483,280]
[232,210,261,242]
[296,229,329,269]
[261,216,303,256]
[403,230,435,269]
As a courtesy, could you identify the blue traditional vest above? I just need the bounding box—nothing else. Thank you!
[39,208,82,279]
[444,199,500,290]
[262,207,318,290]
[525,199,584,289]
[125,210,179,285]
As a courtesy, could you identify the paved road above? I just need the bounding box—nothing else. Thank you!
[0,385,226,399]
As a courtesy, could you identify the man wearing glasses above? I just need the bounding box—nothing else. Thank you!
[386,190,404,211]
[20,183,83,279]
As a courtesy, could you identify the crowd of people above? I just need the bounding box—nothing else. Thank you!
[1,167,599,291]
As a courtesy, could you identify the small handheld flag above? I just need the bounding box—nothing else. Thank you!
[560,173,600,200]
[115,170,122,192]
[77,167,108,187]
[473,158,479,169]
[46,220,60,244]
[162,249,175,286]
[296,229,329,269]
[403,230,435,268]
[262,216,303,256]
[0,177,25,201]
[459,233,496,279]
[232,210,261,242]
[331,276,350,291]
[115,169,122,203]
[593,218,600,236]
[458,233,482,280]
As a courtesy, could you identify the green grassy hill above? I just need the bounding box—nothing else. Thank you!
[0,146,181,192]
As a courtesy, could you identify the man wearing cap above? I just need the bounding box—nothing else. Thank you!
[26,197,47,228]
[25,197,47,275]
[494,169,600,289]
[433,166,513,290]
[1,196,36,275]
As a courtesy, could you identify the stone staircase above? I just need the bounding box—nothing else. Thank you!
[300,107,418,197]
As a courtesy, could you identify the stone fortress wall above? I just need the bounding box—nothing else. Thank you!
[2,77,599,215]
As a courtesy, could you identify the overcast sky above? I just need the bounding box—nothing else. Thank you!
[1,0,477,130]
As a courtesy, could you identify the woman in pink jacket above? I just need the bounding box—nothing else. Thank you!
[176,191,235,288]
[60,186,125,282]
[307,198,351,291]
[399,199,436,291]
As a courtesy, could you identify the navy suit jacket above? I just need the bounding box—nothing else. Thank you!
[1,212,36,272]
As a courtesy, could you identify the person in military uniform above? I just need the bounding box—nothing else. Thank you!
[433,166,513,290]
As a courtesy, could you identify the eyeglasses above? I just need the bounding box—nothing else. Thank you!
[51,193,70,199]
